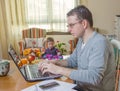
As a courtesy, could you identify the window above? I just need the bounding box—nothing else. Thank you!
[24,0,79,32]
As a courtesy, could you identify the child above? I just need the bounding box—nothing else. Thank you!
[42,37,63,60]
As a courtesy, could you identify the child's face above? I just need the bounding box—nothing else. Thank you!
[47,41,54,49]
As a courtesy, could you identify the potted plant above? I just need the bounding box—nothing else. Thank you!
[55,41,67,55]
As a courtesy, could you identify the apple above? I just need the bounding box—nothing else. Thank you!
[27,55,35,63]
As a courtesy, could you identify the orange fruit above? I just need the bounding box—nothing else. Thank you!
[21,58,28,65]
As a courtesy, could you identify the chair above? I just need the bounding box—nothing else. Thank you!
[18,28,46,55]
[69,38,78,54]
[110,39,120,91]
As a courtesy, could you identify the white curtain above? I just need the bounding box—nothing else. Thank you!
[0,0,27,59]
[0,0,8,59]
[24,0,80,32]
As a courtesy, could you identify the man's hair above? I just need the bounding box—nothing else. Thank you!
[47,37,54,42]
[67,5,93,27]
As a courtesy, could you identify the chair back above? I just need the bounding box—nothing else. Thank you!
[22,28,46,38]
[110,39,120,91]
[19,28,46,55]
[69,38,78,54]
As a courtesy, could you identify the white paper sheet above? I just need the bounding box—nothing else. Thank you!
[21,79,77,91]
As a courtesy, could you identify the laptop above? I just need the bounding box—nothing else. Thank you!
[8,45,62,82]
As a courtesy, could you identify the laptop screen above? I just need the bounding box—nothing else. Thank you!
[8,45,21,66]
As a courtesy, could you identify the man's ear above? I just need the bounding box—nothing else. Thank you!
[82,19,88,29]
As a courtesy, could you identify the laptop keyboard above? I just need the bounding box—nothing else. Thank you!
[26,64,50,79]
[32,70,50,78]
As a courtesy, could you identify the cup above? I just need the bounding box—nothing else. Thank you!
[0,60,10,77]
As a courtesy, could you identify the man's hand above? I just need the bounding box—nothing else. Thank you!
[38,59,56,70]
[38,60,74,77]
[39,62,62,74]
[38,59,58,74]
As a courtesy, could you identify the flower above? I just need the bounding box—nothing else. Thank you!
[23,48,32,56]
[23,48,42,58]
[55,41,67,55]
[32,40,36,47]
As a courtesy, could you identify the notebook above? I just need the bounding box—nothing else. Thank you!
[8,45,62,82]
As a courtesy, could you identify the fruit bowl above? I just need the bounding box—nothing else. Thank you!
[18,48,43,67]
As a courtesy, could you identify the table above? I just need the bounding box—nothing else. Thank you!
[0,60,73,91]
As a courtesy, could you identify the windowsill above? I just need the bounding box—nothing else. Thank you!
[46,31,71,35]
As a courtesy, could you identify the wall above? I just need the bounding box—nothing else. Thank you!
[85,0,120,34]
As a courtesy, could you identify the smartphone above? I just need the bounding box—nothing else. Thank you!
[39,81,60,90]
[72,85,85,91]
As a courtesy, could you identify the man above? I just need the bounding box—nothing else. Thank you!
[39,5,115,91]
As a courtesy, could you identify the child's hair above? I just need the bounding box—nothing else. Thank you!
[47,37,54,42]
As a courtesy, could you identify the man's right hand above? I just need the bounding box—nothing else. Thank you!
[38,59,57,71]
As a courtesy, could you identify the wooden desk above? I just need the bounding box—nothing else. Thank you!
[0,60,73,91]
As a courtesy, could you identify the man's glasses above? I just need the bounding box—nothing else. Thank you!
[67,20,82,28]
